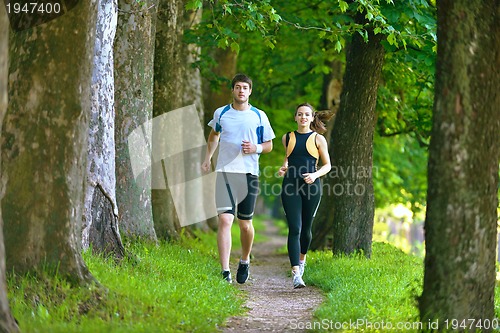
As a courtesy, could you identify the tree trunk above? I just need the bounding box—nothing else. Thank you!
[2,1,97,283]
[0,7,20,333]
[152,0,213,239]
[114,0,158,242]
[152,0,185,240]
[310,58,343,251]
[419,0,499,328]
[181,7,212,233]
[82,0,125,260]
[330,15,385,257]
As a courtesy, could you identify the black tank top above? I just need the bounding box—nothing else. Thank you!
[285,131,318,178]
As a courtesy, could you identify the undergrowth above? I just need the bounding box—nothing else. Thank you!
[305,242,423,332]
[6,224,255,332]
[7,216,499,332]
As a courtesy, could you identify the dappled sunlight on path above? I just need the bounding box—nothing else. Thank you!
[220,219,324,332]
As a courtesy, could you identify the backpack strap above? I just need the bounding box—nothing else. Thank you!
[285,131,296,157]
[305,132,320,159]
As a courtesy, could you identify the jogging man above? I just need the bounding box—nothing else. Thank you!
[202,73,275,284]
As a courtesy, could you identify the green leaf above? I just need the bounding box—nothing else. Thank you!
[217,38,229,49]
[230,42,240,54]
[339,0,349,12]
[335,40,342,53]
[185,0,202,11]
[246,19,256,31]
[264,39,275,49]
[270,13,281,22]
[387,32,396,45]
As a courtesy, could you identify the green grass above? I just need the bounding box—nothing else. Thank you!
[8,216,500,332]
[7,215,270,333]
[305,242,424,332]
[8,236,246,332]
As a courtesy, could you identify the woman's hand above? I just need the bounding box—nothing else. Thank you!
[302,172,318,184]
[277,165,287,177]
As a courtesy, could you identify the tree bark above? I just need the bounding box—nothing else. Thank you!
[181,6,212,233]
[0,6,20,333]
[114,0,158,242]
[152,0,186,240]
[83,0,125,260]
[3,1,98,283]
[330,15,385,257]
[89,184,126,258]
[419,0,499,328]
[152,0,212,238]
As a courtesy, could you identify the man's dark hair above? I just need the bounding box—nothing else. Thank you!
[231,73,253,89]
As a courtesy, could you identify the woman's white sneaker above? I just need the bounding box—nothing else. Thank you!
[292,271,306,289]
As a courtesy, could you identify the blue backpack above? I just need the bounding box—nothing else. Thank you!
[215,104,264,144]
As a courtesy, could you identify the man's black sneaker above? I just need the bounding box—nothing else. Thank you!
[222,270,232,283]
[236,261,250,284]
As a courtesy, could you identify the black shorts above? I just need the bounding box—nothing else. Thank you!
[215,172,259,220]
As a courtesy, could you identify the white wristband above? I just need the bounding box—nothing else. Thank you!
[255,144,263,154]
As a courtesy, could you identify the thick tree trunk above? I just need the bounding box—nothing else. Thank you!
[0,7,20,333]
[330,16,385,257]
[83,0,125,259]
[311,59,342,251]
[419,0,499,328]
[152,0,186,240]
[2,1,97,283]
[181,7,212,233]
[114,0,158,242]
[152,0,210,238]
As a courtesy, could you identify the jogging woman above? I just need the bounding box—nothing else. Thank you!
[278,103,331,288]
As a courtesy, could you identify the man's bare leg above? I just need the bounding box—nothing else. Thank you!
[238,219,254,261]
[217,213,235,271]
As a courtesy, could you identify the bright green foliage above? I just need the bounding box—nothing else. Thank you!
[188,0,436,53]
[185,0,281,51]
[306,242,424,332]
[373,132,428,215]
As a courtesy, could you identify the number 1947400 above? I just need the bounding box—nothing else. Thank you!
[444,318,499,330]
[6,2,62,14]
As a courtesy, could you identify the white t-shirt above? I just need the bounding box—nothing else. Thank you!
[208,104,275,176]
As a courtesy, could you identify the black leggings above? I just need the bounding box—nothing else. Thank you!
[281,177,322,267]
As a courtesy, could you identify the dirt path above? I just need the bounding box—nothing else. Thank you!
[220,219,324,332]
